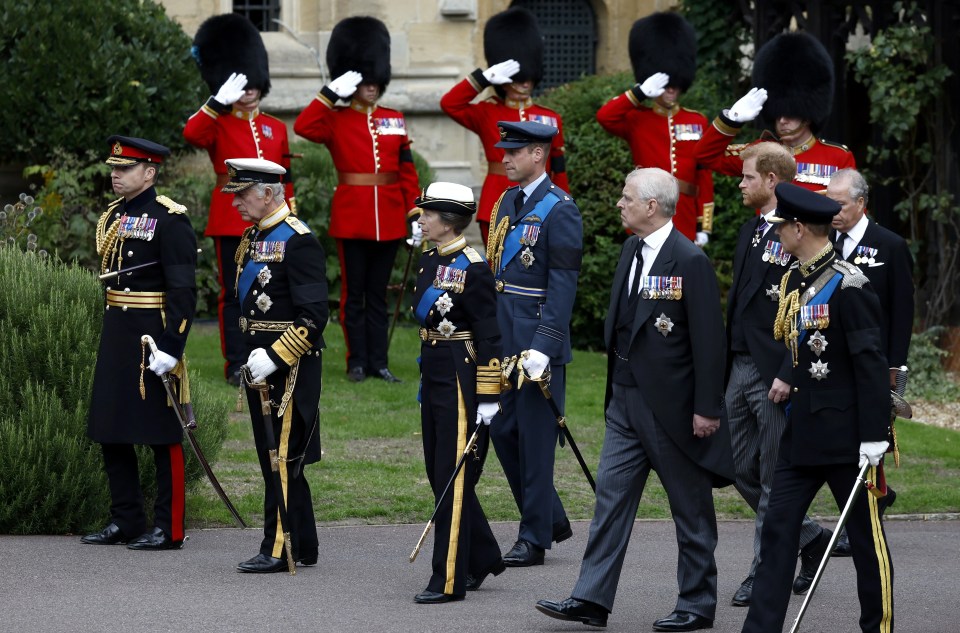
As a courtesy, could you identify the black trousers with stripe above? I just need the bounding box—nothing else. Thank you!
[247,391,319,561]
[420,344,502,596]
[101,442,185,541]
[742,462,894,633]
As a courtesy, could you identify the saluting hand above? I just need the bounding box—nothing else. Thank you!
[638,72,670,99]
[214,72,248,106]
[328,71,363,98]
[727,87,768,123]
[483,59,520,85]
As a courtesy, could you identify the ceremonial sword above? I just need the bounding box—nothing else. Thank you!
[409,424,484,563]
[241,365,297,575]
[99,249,202,281]
[510,355,596,492]
[140,335,247,528]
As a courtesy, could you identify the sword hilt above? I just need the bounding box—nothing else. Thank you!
[894,365,908,397]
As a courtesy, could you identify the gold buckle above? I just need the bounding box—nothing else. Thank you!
[419,328,428,342]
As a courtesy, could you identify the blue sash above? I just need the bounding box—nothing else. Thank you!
[796,272,841,345]
[414,252,471,324]
[497,191,560,276]
[238,222,296,302]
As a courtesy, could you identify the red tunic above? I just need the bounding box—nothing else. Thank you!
[440,72,569,224]
[183,100,295,237]
[596,89,715,239]
[293,90,420,241]
[696,114,856,193]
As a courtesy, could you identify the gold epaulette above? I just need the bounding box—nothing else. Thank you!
[285,215,310,235]
[108,197,123,210]
[832,259,869,289]
[476,359,502,396]
[700,202,715,233]
[463,246,484,264]
[271,325,313,366]
[486,189,510,263]
[724,143,750,157]
[156,195,186,214]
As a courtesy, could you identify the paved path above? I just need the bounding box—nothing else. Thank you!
[1,518,956,633]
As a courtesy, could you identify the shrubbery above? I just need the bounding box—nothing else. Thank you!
[0,247,229,534]
[0,0,205,165]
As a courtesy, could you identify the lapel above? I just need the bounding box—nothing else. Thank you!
[856,220,879,260]
[631,228,678,341]
[605,236,637,347]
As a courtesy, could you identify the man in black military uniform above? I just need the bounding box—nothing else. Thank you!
[226,158,328,573]
[83,136,198,551]
[724,142,831,605]
[487,120,583,567]
[741,183,894,633]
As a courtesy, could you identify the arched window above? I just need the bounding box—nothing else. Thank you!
[232,0,280,32]
[512,0,597,94]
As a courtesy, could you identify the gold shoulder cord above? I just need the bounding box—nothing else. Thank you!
[96,209,122,274]
[486,191,510,272]
[773,270,802,367]
[234,227,255,296]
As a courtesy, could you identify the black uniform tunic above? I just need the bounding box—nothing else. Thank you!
[238,203,327,562]
[412,234,503,596]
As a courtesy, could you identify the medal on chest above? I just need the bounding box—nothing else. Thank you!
[434,264,466,293]
[250,241,286,262]
[762,240,792,266]
[641,276,683,300]
[672,123,703,141]
[854,245,878,265]
[117,214,157,241]
[799,304,830,330]
[654,313,674,337]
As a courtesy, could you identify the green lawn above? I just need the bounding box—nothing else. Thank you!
[184,321,960,528]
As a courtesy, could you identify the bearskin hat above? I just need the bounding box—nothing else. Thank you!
[192,14,271,97]
[484,7,544,96]
[326,16,391,93]
[752,32,834,133]
[628,12,697,93]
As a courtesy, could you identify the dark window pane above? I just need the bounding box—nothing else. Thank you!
[512,0,597,94]
[233,0,280,32]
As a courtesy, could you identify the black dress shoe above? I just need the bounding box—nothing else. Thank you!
[535,597,608,628]
[126,527,183,551]
[466,559,506,591]
[731,575,753,606]
[413,590,464,604]
[832,526,852,557]
[80,523,131,545]
[502,539,544,567]
[553,518,573,543]
[237,552,288,573]
[375,367,402,383]
[347,367,366,382]
[652,611,713,631]
[794,527,833,594]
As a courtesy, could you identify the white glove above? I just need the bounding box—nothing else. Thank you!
[522,349,550,380]
[247,348,279,383]
[328,71,363,99]
[859,441,890,468]
[214,72,248,106]
[695,231,709,247]
[148,350,178,376]
[407,220,423,248]
[482,59,520,85]
[476,403,500,426]
[727,87,768,123]
[638,72,669,98]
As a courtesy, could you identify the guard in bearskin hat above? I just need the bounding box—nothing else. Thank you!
[440,6,569,245]
[294,16,420,384]
[695,31,856,193]
[596,11,715,244]
[183,13,296,386]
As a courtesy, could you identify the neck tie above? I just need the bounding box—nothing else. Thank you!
[836,232,848,258]
[629,240,645,297]
[514,191,525,215]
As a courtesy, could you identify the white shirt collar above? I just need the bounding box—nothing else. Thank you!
[632,220,674,280]
[520,171,549,201]
[838,213,869,259]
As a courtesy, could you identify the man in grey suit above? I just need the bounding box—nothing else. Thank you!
[536,168,732,632]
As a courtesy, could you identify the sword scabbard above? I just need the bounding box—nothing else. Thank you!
[410,521,433,563]
[283,533,296,575]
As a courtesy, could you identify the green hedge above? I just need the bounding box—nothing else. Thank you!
[0,247,228,534]
[0,0,205,164]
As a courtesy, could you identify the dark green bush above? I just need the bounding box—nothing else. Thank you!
[0,246,229,534]
[906,327,960,402]
[0,0,205,164]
